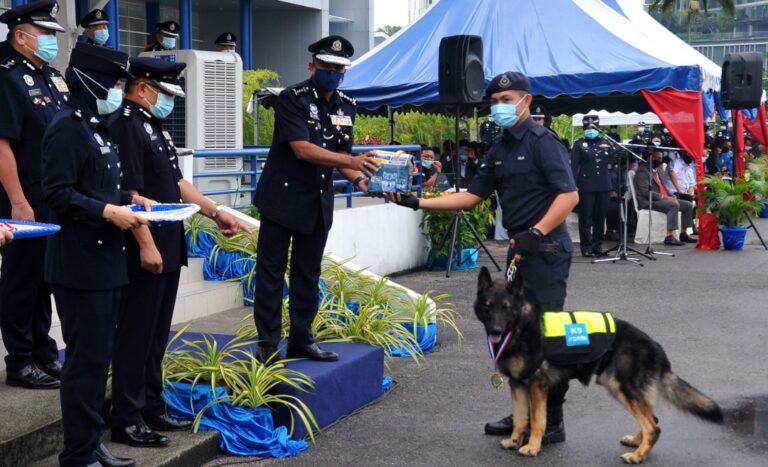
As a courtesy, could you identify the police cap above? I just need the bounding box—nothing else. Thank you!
[485,71,530,97]
[128,57,186,97]
[80,9,109,28]
[582,114,600,128]
[308,35,354,67]
[531,104,547,119]
[215,32,237,46]
[69,42,130,78]
[155,21,180,38]
[0,0,64,33]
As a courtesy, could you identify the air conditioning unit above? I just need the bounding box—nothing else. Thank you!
[139,50,243,206]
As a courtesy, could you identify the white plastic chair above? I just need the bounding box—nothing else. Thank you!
[626,171,678,244]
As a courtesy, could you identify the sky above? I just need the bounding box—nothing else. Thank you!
[373,0,410,29]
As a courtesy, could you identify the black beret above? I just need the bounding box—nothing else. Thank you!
[531,104,547,118]
[128,57,186,97]
[582,114,600,127]
[69,42,130,78]
[308,35,354,66]
[80,9,109,28]
[0,0,64,33]
[485,71,530,97]
[155,21,180,38]
[215,32,237,46]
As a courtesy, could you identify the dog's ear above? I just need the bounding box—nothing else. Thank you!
[477,266,493,291]
[506,267,524,298]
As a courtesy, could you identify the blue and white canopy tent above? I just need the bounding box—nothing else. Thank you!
[341,0,720,165]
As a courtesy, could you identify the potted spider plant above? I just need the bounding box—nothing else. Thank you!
[701,175,764,250]
[184,213,218,257]
[746,157,768,218]
[393,291,462,355]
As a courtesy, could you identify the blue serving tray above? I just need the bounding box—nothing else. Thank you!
[0,219,61,239]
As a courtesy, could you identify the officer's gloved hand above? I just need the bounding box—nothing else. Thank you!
[512,228,544,256]
[395,194,420,211]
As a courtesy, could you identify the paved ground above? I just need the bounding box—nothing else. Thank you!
[204,221,768,467]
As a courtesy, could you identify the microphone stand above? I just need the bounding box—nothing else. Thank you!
[642,150,674,259]
[593,134,652,265]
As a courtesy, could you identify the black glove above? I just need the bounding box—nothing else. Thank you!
[512,228,543,256]
[396,195,420,211]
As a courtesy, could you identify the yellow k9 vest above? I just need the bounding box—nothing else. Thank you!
[542,311,616,366]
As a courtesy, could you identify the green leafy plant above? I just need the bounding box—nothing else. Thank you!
[747,157,768,202]
[227,352,320,444]
[421,192,494,258]
[701,175,764,227]
[396,291,463,349]
[184,213,217,249]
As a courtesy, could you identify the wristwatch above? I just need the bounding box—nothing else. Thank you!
[211,205,224,218]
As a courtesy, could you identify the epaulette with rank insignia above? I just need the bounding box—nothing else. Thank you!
[71,109,83,121]
[291,86,311,97]
[121,105,132,118]
[0,58,15,71]
[337,90,356,106]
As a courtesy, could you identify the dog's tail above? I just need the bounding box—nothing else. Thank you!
[659,372,723,424]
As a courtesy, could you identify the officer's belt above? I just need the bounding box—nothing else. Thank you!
[508,223,566,253]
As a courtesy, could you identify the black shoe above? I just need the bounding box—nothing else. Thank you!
[286,343,339,362]
[39,360,62,379]
[483,414,566,444]
[256,346,278,364]
[6,364,60,389]
[664,235,684,246]
[146,413,192,432]
[111,423,170,447]
[680,233,698,244]
[94,442,135,467]
[592,247,606,257]
[581,250,595,258]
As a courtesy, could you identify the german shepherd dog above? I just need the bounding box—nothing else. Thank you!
[475,266,723,464]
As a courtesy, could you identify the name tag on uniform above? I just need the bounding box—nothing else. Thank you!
[330,115,352,127]
[51,76,69,93]
[100,146,111,155]
[28,88,41,97]
[517,156,525,160]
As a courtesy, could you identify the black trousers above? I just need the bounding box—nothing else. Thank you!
[0,235,58,371]
[253,216,329,349]
[577,191,609,253]
[506,240,572,407]
[52,285,120,467]
[111,270,181,428]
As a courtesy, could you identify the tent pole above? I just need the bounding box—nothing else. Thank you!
[388,106,395,143]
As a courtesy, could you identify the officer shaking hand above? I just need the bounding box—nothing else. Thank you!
[252,35,378,365]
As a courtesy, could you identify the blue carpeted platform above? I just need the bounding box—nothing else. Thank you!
[166,332,384,440]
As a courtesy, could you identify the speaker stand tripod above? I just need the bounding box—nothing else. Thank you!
[437,104,501,277]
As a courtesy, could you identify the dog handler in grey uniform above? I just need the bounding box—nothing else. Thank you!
[388,71,578,443]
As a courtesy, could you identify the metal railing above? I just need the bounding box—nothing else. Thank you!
[192,145,422,209]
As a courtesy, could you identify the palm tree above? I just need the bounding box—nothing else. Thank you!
[649,0,736,43]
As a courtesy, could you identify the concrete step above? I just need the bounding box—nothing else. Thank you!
[172,278,243,325]
[179,258,205,286]
[28,430,220,467]
[0,381,62,467]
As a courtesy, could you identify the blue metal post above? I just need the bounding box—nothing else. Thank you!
[179,0,192,50]
[105,0,120,50]
[145,1,160,44]
[11,0,26,8]
[240,0,253,70]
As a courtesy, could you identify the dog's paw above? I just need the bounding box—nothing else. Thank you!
[517,444,541,457]
[620,452,645,464]
[500,436,523,450]
[620,435,641,447]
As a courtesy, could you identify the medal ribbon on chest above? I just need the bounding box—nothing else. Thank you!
[487,332,513,389]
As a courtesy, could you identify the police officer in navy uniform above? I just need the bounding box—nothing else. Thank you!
[80,9,110,47]
[144,21,179,52]
[214,32,237,52]
[108,57,246,448]
[630,121,652,145]
[252,35,379,363]
[571,114,615,257]
[43,41,150,467]
[0,0,67,390]
[389,71,579,444]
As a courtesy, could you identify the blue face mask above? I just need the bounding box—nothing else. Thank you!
[22,32,58,63]
[638,127,646,133]
[314,69,345,92]
[93,29,109,45]
[150,91,175,119]
[458,152,469,162]
[489,94,527,129]
[584,129,599,139]
[422,160,433,169]
[162,37,176,49]
[97,87,124,115]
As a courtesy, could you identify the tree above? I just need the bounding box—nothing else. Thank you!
[648,0,736,43]
[376,25,402,37]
